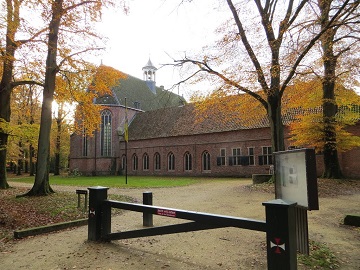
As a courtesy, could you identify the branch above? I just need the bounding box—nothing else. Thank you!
[226,0,269,92]
[16,28,48,46]
[281,0,351,94]
[57,47,104,69]
[62,0,100,14]
[11,80,44,88]
[173,57,268,108]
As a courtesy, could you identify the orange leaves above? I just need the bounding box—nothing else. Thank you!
[193,90,267,129]
[72,65,127,136]
[88,64,127,95]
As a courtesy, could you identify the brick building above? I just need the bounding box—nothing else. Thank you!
[69,62,360,179]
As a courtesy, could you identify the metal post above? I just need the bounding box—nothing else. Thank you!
[84,192,88,212]
[88,186,109,241]
[143,192,153,227]
[263,199,297,270]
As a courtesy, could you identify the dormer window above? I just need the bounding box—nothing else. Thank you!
[134,101,141,109]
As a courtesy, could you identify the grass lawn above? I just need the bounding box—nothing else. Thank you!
[8,175,248,188]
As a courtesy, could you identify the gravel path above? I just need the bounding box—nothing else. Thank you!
[2,180,360,269]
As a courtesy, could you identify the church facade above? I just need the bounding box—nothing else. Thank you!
[69,60,360,179]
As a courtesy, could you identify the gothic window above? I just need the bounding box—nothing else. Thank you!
[168,152,175,171]
[184,152,192,171]
[82,127,88,157]
[100,110,112,156]
[154,153,161,171]
[121,154,126,170]
[143,153,149,171]
[132,154,138,171]
[202,151,211,171]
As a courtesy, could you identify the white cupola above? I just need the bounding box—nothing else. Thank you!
[142,58,158,94]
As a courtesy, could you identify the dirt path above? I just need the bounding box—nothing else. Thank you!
[1,180,359,269]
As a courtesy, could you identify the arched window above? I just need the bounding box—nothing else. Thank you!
[121,154,126,170]
[100,110,112,156]
[202,151,211,171]
[132,154,138,171]
[168,152,175,171]
[154,152,161,171]
[82,127,88,157]
[184,152,192,171]
[143,153,149,171]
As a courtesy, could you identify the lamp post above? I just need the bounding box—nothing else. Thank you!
[117,126,128,185]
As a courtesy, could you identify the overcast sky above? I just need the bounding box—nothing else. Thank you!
[95,0,226,99]
[95,1,360,97]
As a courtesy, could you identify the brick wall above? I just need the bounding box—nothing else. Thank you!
[69,107,360,179]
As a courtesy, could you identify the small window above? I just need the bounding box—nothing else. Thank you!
[248,147,255,165]
[134,101,141,109]
[230,148,241,165]
[202,151,211,171]
[184,152,192,171]
[154,153,161,171]
[217,148,226,166]
[168,152,175,171]
[143,153,149,171]
[259,146,273,165]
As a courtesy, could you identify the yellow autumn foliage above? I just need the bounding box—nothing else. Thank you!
[74,65,127,136]
[285,80,360,152]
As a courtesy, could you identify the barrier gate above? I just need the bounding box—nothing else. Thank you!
[88,186,298,270]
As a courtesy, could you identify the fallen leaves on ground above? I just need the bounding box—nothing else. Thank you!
[244,178,360,197]
[0,186,133,251]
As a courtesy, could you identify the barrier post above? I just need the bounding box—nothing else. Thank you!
[143,192,153,227]
[88,186,109,241]
[263,199,297,270]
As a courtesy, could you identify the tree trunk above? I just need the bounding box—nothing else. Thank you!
[25,0,62,195]
[322,80,342,178]
[267,94,285,152]
[0,57,12,189]
[319,0,343,178]
[29,144,35,176]
[0,0,22,189]
[0,133,10,189]
[54,109,62,176]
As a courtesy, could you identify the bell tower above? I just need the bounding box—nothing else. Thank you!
[142,58,157,94]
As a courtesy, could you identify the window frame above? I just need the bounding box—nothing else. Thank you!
[248,147,255,165]
[132,154,138,171]
[82,128,88,157]
[100,110,112,157]
[184,152,192,171]
[168,152,175,171]
[143,153,149,171]
[231,147,241,166]
[218,148,226,166]
[154,152,161,171]
[202,151,211,171]
[261,146,273,165]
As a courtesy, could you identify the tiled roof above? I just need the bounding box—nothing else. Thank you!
[95,73,186,111]
[128,104,360,141]
[128,104,269,140]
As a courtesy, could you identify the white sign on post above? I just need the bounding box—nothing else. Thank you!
[274,148,319,210]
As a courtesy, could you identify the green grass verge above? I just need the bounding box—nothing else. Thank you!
[298,241,339,269]
[8,175,248,188]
